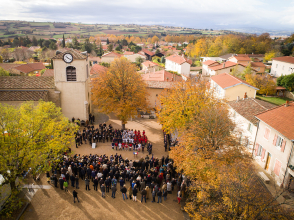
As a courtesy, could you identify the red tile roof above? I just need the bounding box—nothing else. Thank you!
[14,62,46,74]
[142,61,159,68]
[202,60,219,66]
[42,69,54,77]
[228,98,276,125]
[0,90,49,101]
[208,61,237,71]
[146,81,174,89]
[90,64,108,76]
[211,72,258,90]
[0,63,22,71]
[272,56,294,64]
[141,70,182,82]
[88,56,101,62]
[166,54,192,65]
[141,49,155,56]
[251,62,266,67]
[0,76,55,89]
[256,102,294,140]
[101,52,123,58]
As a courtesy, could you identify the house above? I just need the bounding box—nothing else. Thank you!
[202,60,219,75]
[210,72,258,101]
[90,64,108,78]
[124,53,146,63]
[142,61,160,72]
[270,56,294,77]
[13,62,46,76]
[88,56,101,65]
[219,53,235,61]
[145,81,174,108]
[100,52,123,63]
[201,57,225,63]
[123,51,134,57]
[0,63,22,75]
[165,54,192,76]
[141,70,182,82]
[229,55,251,66]
[206,61,257,76]
[228,98,276,152]
[248,54,265,62]
[99,37,108,46]
[138,49,155,61]
[254,101,294,188]
[251,62,266,73]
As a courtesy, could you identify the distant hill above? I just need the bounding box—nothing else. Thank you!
[0,20,241,40]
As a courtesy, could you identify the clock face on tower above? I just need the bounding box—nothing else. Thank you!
[63,53,73,63]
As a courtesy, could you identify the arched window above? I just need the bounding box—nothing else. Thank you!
[66,66,76,81]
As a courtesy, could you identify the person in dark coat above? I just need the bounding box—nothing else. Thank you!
[101,184,106,198]
[111,184,117,198]
[73,190,79,203]
[59,177,64,190]
[157,189,162,203]
[53,174,58,188]
[75,175,79,189]
[94,177,99,191]
[132,185,138,202]
[141,188,147,203]
[105,176,111,193]
[85,178,90,190]
[121,185,128,200]
[70,174,75,187]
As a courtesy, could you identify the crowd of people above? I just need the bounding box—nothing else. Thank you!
[48,153,188,204]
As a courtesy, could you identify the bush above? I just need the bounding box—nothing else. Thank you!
[277,74,294,91]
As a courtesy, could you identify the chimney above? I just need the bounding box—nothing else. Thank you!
[237,96,240,101]
[244,92,247,99]
[285,100,289,107]
[223,62,225,68]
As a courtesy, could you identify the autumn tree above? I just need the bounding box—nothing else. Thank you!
[151,35,159,44]
[159,79,293,219]
[0,101,77,216]
[245,74,276,95]
[91,57,149,129]
[0,67,9,76]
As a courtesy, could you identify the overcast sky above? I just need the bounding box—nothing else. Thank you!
[0,0,294,31]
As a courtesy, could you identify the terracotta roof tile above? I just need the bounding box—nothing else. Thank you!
[0,63,22,71]
[90,64,108,76]
[0,76,55,89]
[166,54,192,65]
[141,49,155,56]
[202,60,219,66]
[211,73,258,90]
[251,62,266,67]
[272,56,294,64]
[256,102,294,140]
[0,90,49,101]
[42,69,54,77]
[208,61,238,71]
[52,49,87,60]
[123,51,134,55]
[14,62,46,74]
[142,61,159,68]
[228,98,276,125]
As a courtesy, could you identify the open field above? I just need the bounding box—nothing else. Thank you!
[0,20,238,40]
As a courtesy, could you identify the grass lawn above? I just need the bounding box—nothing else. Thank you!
[256,95,292,106]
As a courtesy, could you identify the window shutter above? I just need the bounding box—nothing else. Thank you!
[281,140,286,152]
[273,134,277,145]
[261,149,266,160]
[255,143,259,156]
[264,128,270,140]
[274,160,282,176]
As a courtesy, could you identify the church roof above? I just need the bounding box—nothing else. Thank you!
[0,76,55,89]
[52,49,87,60]
[0,90,49,101]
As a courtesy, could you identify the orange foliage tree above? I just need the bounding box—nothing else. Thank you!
[91,57,149,129]
[158,79,293,219]
[245,74,276,96]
